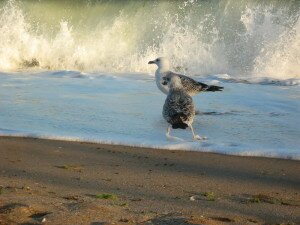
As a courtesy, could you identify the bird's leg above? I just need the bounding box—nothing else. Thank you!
[166,125,171,136]
[166,125,184,141]
[189,125,207,140]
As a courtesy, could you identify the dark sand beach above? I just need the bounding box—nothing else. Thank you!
[0,136,299,224]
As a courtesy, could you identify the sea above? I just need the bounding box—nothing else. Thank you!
[0,0,299,159]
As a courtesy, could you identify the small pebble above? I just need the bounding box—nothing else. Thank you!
[190,195,197,201]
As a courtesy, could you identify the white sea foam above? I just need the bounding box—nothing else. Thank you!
[0,132,298,160]
[0,71,299,160]
[210,74,300,86]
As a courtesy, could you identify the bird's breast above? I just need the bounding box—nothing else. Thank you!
[155,72,169,94]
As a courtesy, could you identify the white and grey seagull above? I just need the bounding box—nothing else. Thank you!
[162,73,204,141]
[148,57,223,95]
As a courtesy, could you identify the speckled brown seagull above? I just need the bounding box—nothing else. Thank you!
[162,73,206,141]
[148,57,223,95]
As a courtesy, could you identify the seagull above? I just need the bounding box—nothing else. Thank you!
[162,73,204,141]
[148,57,223,95]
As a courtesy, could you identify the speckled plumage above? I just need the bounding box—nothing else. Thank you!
[162,71,215,96]
[161,75,203,140]
[163,87,195,129]
[148,57,223,96]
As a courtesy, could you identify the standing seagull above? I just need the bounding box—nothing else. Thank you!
[163,74,204,140]
[148,57,223,95]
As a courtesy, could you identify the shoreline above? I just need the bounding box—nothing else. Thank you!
[0,136,299,224]
[0,134,298,161]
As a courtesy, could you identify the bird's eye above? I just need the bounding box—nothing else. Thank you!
[157,59,160,62]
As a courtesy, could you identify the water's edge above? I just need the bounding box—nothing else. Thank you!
[1,134,299,161]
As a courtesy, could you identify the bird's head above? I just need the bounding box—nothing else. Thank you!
[148,57,170,71]
[162,74,182,89]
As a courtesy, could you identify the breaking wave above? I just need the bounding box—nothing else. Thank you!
[0,0,299,80]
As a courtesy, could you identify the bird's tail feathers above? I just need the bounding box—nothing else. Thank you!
[172,123,188,129]
[203,85,224,92]
[171,113,188,129]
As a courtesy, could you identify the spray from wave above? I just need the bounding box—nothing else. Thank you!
[0,0,299,79]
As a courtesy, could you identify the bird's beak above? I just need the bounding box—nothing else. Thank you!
[148,61,155,64]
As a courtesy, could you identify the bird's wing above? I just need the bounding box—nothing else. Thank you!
[169,71,224,92]
[164,71,207,92]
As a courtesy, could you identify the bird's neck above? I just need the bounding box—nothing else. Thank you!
[158,63,170,73]
[155,69,162,79]
[155,68,167,78]
[155,70,169,94]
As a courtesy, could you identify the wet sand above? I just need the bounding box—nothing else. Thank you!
[0,136,299,224]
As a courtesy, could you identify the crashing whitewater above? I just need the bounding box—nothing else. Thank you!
[0,0,299,80]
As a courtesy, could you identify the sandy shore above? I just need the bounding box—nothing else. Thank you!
[0,136,299,225]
